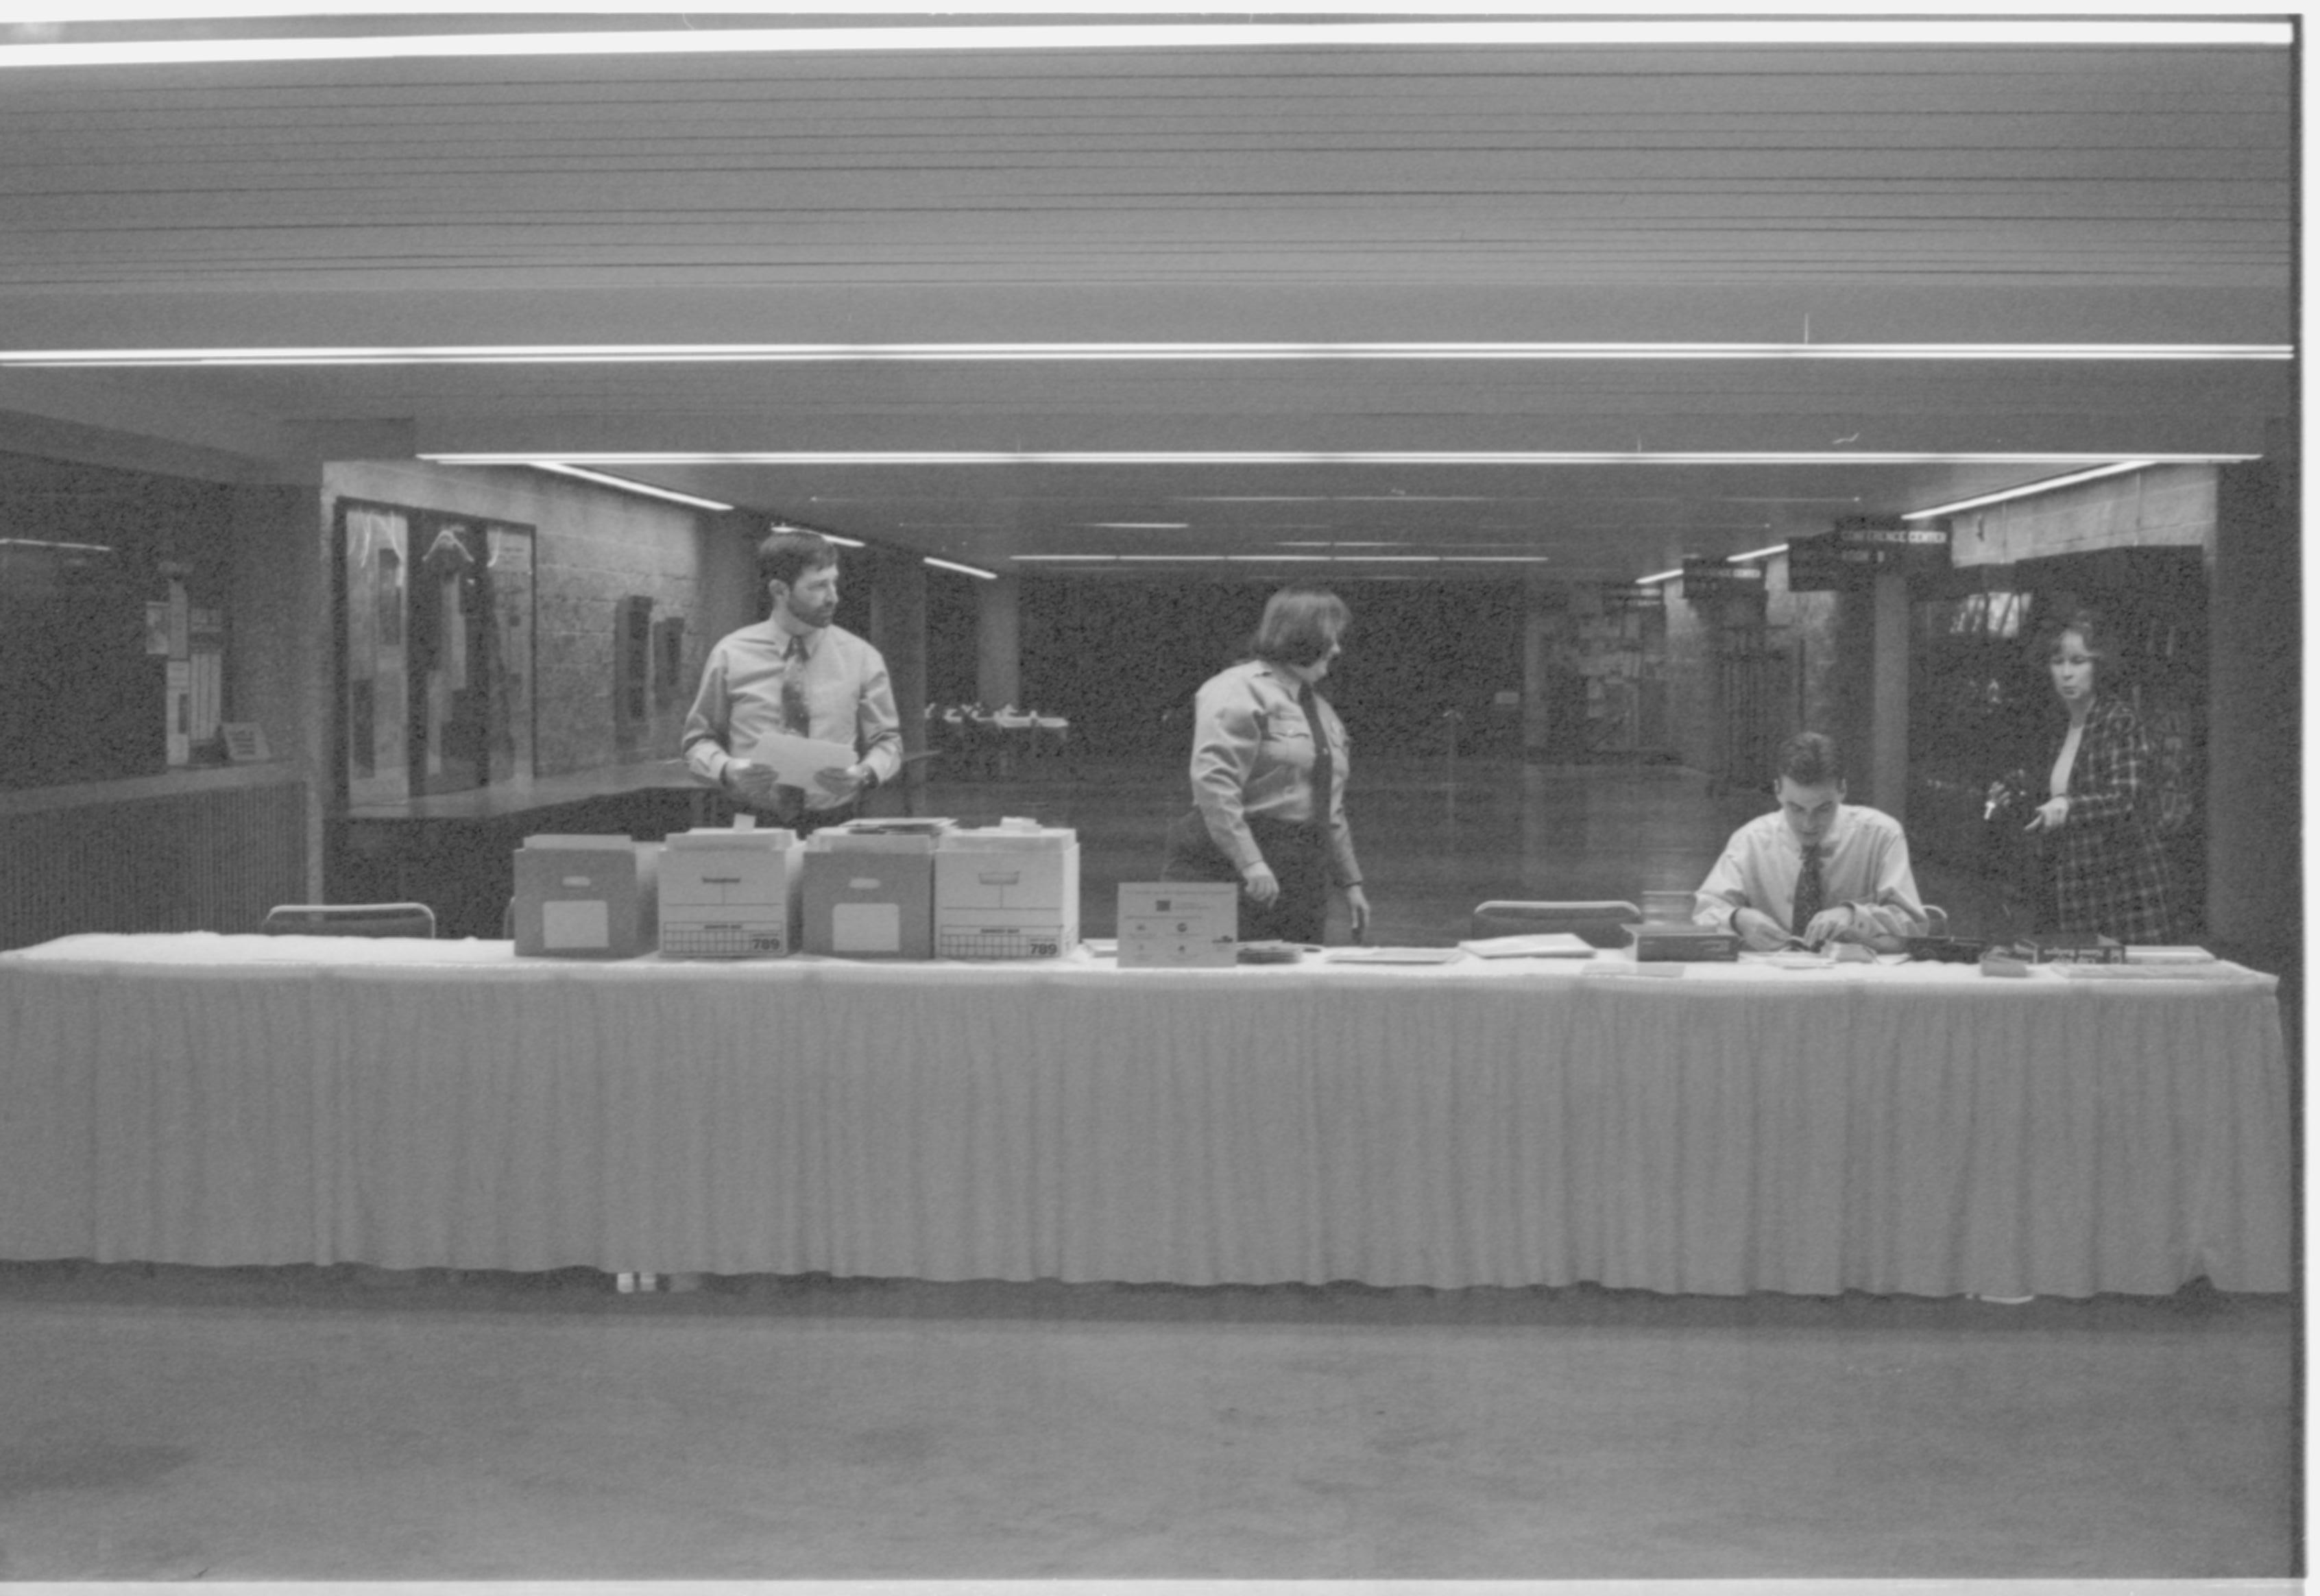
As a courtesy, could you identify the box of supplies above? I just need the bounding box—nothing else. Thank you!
[658,824,803,958]
[934,819,1080,958]
[2013,931,2126,965]
[1627,923,1739,962]
[801,820,949,958]
[1116,881,1238,969]
[513,834,660,958]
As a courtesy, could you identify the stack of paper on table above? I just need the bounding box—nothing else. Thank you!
[1455,932,1596,959]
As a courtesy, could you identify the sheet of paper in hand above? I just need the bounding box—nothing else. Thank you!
[745,729,863,786]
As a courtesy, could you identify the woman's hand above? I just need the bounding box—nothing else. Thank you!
[1241,862,1280,904]
[1344,884,1372,943]
[2025,795,2070,832]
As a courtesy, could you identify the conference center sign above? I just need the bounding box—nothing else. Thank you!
[1787,520,1953,592]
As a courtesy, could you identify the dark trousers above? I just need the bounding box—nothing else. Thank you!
[1161,810,1331,944]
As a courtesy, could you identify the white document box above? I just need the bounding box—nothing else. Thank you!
[934,821,1080,958]
[658,825,803,958]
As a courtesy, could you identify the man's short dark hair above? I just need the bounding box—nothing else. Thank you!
[758,529,838,592]
[1774,731,1845,788]
[1250,585,1351,668]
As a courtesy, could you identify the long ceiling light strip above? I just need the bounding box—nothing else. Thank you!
[1904,460,2164,519]
[526,461,732,511]
[0,19,2287,66]
[432,450,2258,468]
[923,555,998,580]
[4,343,2289,367]
[0,2,2281,19]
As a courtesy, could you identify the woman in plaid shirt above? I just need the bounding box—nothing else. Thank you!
[2021,610,2178,943]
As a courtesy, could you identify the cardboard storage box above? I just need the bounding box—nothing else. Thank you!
[658,825,802,958]
[801,821,948,958]
[934,821,1080,958]
[513,834,660,958]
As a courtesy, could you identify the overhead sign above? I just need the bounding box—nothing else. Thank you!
[1678,556,1766,601]
[1789,520,1952,590]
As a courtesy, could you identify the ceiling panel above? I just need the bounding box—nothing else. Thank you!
[0,19,2293,580]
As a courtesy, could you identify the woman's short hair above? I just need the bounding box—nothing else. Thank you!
[1774,731,1845,788]
[758,529,838,592]
[1250,585,1351,668]
[2035,606,2115,666]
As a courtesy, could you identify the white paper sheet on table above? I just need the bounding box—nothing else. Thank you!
[1455,932,1595,958]
[744,729,862,785]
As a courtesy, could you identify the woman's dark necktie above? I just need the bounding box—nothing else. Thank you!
[1300,683,1333,827]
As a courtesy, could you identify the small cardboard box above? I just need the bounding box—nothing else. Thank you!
[801,823,944,958]
[934,821,1080,958]
[659,825,802,958]
[1116,881,1238,969]
[1628,923,1740,962]
[2014,932,2127,965]
[513,834,660,958]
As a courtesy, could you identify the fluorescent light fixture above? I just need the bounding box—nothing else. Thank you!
[527,461,732,511]
[769,520,865,548]
[0,17,2286,67]
[1013,554,1115,562]
[1905,461,2165,520]
[1334,555,1443,563]
[0,537,114,553]
[426,450,2260,469]
[1086,522,1190,530]
[1728,543,1791,563]
[923,555,998,580]
[1636,568,1685,585]
[1224,555,1333,562]
[9,341,2291,367]
[1441,555,1552,564]
[0,2,2291,19]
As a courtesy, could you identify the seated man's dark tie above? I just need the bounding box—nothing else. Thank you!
[1791,843,1825,936]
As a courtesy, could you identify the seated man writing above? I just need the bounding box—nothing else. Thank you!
[1694,731,1930,952]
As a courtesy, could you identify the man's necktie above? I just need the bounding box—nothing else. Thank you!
[1791,842,1825,935]
[779,635,811,734]
[1300,683,1333,830]
[773,635,810,819]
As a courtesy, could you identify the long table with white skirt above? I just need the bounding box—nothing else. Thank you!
[0,933,2293,1298]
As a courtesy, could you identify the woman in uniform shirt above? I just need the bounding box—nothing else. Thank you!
[1162,586,1371,945]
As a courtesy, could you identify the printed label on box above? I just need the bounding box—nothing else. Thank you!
[834,902,902,954]
[543,899,610,950]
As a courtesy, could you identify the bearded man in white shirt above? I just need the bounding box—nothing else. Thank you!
[682,529,903,834]
[1694,731,1929,952]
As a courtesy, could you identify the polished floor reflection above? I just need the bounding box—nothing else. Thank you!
[913,753,2013,947]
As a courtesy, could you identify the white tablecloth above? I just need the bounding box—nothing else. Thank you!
[0,934,2293,1297]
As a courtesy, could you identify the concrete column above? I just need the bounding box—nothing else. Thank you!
[868,551,930,788]
[230,478,328,899]
[1520,572,1556,758]
[2206,431,2299,961]
[1869,566,1910,819]
[977,573,1022,709]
